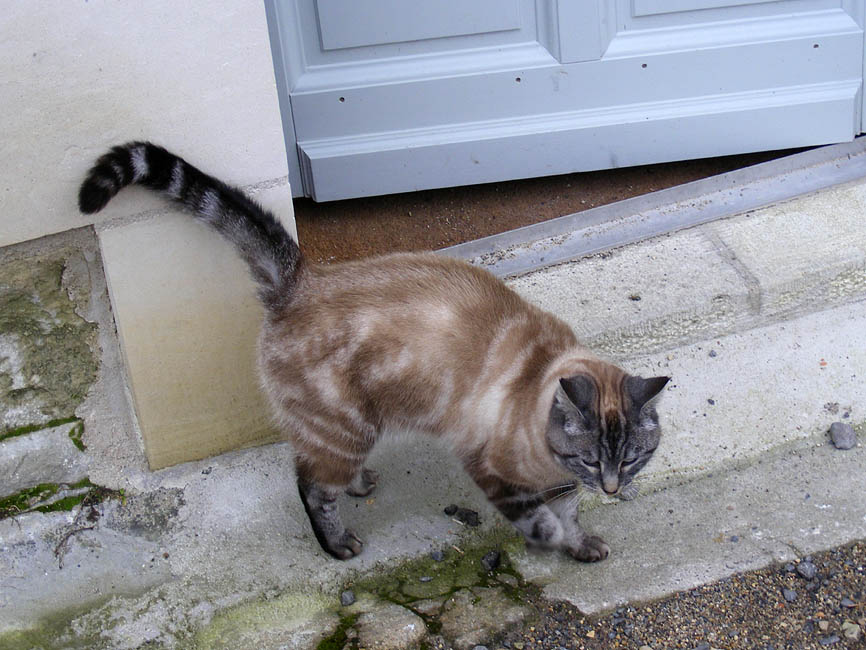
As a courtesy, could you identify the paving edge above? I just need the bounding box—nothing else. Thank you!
[438,137,866,278]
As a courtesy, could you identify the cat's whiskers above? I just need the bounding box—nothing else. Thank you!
[532,483,576,500]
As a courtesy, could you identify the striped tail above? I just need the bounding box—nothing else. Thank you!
[78,141,301,313]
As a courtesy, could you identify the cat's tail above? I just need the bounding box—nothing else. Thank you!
[78,141,301,313]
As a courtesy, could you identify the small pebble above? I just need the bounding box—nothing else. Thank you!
[430,550,445,562]
[797,561,818,580]
[472,646,489,650]
[783,588,798,602]
[340,590,355,607]
[829,422,857,450]
[842,620,861,640]
[819,634,840,646]
[419,576,433,582]
[784,563,796,573]
[819,620,830,631]
[709,350,717,358]
[444,505,481,526]
[480,550,501,571]
[841,597,856,608]
[694,643,710,650]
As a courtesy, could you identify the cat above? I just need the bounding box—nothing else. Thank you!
[79,142,669,561]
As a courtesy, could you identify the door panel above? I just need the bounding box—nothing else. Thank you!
[316,0,522,51]
[266,0,865,200]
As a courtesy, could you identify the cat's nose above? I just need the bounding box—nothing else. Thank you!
[602,477,619,494]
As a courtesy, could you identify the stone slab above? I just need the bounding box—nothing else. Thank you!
[97,211,281,470]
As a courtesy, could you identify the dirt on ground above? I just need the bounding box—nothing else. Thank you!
[294,150,798,264]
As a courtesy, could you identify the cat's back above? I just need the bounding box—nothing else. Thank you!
[291,252,526,324]
[267,251,575,368]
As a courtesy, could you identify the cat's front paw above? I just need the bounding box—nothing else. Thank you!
[565,535,610,562]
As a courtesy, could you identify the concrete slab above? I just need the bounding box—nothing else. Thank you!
[0,239,99,434]
[629,299,866,489]
[709,180,866,320]
[0,421,89,496]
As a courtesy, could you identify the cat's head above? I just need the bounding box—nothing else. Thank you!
[546,372,669,497]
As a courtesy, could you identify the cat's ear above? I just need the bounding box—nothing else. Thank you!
[558,375,596,417]
[625,375,670,410]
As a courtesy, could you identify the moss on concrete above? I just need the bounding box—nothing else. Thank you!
[0,253,98,435]
[0,415,80,443]
[67,419,86,451]
[316,612,360,650]
[194,591,338,650]
[0,478,122,520]
[348,526,525,608]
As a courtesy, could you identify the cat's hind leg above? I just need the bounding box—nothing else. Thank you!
[295,454,365,560]
[346,467,379,497]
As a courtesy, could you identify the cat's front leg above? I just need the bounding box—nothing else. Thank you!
[549,496,610,562]
[490,491,565,549]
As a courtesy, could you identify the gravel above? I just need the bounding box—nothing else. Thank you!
[440,540,866,650]
[340,589,356,607]
[481,550,501,572]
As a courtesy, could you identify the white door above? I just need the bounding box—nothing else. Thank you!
[266,1,865,201]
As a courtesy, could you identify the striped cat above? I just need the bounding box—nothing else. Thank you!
[79,142,669,561]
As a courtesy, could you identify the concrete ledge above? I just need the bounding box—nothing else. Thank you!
[508,176,866,359]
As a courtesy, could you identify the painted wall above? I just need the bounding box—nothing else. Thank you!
[0,1,294,468]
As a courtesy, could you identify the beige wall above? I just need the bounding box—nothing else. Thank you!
[1,1,294,468]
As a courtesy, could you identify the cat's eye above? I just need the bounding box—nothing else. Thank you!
[581,460,601,470]
[622,457,639,467]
